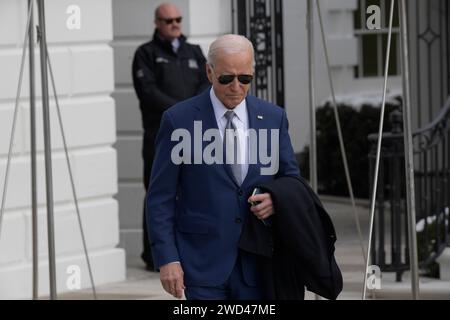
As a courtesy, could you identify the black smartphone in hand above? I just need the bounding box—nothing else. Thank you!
[250,188,270,226]
[250,187,263,207]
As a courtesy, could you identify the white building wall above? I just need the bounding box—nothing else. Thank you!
[0,0,125,299]
[112,0,231,265]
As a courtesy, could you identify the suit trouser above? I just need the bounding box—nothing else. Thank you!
[184,253,263,300]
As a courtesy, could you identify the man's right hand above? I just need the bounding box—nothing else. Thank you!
[160,262,185,299]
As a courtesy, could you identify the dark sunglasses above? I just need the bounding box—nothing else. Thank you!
[158,16,182,25]
[217,74,253,85]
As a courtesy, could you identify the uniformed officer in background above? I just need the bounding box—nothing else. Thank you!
[132,2,210,271]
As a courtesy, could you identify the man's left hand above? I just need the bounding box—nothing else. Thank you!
[248,193,274,220]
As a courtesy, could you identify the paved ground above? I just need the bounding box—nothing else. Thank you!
[57,265,174,300]
[322,198,450,300]
[56,198,450,300]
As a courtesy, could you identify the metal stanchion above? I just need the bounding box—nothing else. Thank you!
[307,0,321,301]
[307,0,318,193]
[398,0,420,300]
[37,0,57,299]
[0,0,34,255]
[316,0,366,264]
[45,42,98,300]
[1,0,98,300]
[28,0,39,300]
[363,0,396,300]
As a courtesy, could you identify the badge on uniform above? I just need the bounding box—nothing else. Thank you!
[156,57,169,64]
[188,59,199,69]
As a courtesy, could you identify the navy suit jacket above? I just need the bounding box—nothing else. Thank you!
[146,88,300,287]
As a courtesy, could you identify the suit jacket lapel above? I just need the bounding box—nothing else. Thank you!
[242,96,264,188]
[194,90,218,132]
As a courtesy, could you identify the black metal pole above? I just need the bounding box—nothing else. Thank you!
[363,0,396,299]
[307,0,318,192]
[37,0,57,300]
[307,1,320,300]
[398,0,420,299]
[28,0,39,300]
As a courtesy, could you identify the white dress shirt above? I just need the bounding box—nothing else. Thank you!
[172,38,180,53]
[210,88,249,180]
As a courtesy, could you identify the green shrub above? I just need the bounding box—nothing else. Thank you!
[299,99,400,198]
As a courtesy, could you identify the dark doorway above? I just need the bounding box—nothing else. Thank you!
[232,0,285,107]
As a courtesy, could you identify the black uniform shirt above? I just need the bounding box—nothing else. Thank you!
[132,31,210,132]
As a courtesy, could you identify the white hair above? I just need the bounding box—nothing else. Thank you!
[207,34,255,68]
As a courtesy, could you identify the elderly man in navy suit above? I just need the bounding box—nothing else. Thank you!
[146,34,300,300]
